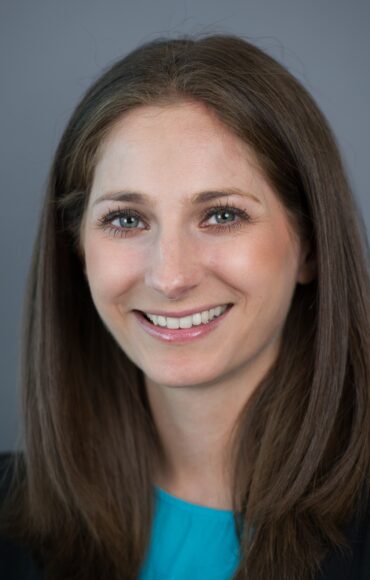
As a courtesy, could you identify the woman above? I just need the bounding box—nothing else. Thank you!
[1,34,369,579]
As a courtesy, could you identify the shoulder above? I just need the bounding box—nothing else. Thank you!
[1,455,370,579]
[316,494,370,579]
[0,452,44,579]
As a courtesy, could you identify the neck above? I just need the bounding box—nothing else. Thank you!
[145,374,248,510]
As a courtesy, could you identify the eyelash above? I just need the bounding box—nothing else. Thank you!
[96,201,252,238]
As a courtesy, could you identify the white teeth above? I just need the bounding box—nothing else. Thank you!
[145,304,229,328]
[201,310,209,324]
[191,313,202,326]
[179,315,193,329]
[157,316,167,327]
[167,317,180,329]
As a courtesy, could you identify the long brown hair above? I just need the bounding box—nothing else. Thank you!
[2,34,370,579]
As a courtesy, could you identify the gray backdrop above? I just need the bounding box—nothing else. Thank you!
[1,0,369,452]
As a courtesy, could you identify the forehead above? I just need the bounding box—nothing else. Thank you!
[84,102,302,248]
[91,102,269,199]
[99,100,238,151]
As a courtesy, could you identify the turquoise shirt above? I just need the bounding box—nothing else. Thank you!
[139,486,241,579]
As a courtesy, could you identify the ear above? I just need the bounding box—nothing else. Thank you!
[297,239,317,284]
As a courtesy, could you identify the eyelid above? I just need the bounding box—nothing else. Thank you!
[95,201,253,238]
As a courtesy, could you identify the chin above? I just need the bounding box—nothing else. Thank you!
[145,368,217,389]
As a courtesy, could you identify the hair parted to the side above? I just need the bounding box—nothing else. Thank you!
[1,33,370,580]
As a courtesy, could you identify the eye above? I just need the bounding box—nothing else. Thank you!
[95,202,252,238]
[96,208,146,237]
[112,211,142,230]
[201,202,252,233]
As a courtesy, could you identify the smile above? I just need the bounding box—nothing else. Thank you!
[133,305,233,344]
[143,304,229,329]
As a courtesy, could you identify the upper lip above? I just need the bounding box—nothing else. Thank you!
[136,303,232,318]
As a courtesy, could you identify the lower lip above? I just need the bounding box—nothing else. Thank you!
[133,305,233,343]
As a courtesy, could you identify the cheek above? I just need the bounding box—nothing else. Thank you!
[252,229,300,317]
[213,226,299,300]
[84,238,142,303]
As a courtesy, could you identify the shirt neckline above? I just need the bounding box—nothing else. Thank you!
[154,485,236,517]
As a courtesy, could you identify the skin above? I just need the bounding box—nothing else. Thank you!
[82,101,315,509]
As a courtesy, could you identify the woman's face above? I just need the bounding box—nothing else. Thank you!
[82,102,313,389]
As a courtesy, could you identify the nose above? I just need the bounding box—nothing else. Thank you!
[144,230,201,300]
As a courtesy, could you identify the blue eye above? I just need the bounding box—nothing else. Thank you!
[96,203,252,238]
[116,212,142,229]
[97,208,145,236]
[204,206,246,226]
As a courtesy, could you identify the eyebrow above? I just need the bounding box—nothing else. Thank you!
[92,188,262,206]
